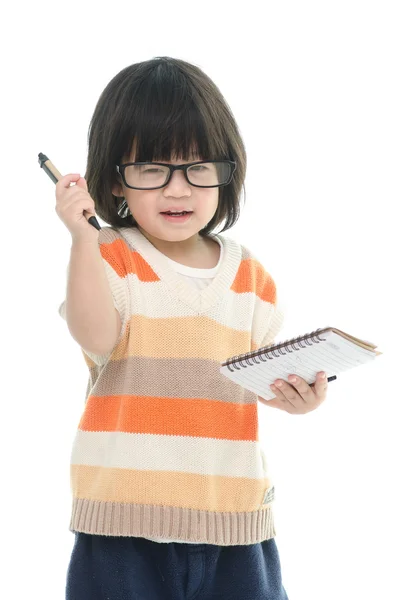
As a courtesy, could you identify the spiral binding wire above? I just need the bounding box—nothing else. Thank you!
[224,327,328,372]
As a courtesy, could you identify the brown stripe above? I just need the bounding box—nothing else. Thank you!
[89,354,258,405]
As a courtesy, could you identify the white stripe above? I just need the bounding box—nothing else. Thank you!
[71,430,270,479]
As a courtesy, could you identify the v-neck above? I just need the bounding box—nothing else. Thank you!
[117,226,242,313]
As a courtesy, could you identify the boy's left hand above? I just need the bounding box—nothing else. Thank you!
[258,372,328,414]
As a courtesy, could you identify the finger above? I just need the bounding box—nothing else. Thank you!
[313,372,328,398]
[75,176,88,191]
[270,383,295,409]
[289,373,327,408]
[270,384,286,400]
[56,173,81,190]
[287,375,319,402]
[272,380,300,406]
[270,383,300,414]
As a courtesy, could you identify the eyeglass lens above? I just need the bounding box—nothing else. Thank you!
[123,161,231,189]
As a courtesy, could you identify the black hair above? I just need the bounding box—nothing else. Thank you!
[85,56,247,237]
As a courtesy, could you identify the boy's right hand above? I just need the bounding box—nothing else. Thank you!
[55,173,99,244]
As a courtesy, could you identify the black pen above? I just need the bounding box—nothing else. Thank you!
[309,375,337,387]
[38,152,101,231]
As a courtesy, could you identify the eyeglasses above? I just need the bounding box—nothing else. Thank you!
[115,160,236,190]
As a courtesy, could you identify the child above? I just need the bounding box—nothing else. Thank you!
[57,56,289,600]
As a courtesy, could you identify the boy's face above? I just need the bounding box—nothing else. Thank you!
[112,147,219,247]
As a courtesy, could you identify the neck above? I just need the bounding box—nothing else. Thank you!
[137,226,208,256]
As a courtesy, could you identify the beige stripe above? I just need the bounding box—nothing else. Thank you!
[70,464,273,511]
[98,313,265,362]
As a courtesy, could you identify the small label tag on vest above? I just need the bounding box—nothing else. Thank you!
[262,486,275,504]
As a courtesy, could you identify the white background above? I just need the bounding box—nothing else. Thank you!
[2,1,396,598]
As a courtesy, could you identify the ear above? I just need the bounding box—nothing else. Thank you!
[112,183,123,197]
[112,175,124,197]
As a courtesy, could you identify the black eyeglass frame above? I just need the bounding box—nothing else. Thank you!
[115,160,237,190]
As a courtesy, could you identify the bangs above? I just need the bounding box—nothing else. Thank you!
[120,65,228,164]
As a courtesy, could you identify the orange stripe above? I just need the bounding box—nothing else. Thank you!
[100,239,160,281]
[79,395,259,441]
[231,259,277,303]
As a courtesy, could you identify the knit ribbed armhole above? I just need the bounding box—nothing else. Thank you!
[259,300,285,348]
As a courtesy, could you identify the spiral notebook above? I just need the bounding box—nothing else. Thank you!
[219,327,382,401]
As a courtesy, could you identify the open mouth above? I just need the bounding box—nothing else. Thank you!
[160,211,193,222]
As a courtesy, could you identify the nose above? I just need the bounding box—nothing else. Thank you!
[164,168,191,195]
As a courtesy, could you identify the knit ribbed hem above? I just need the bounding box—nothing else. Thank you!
[69,499,276,546]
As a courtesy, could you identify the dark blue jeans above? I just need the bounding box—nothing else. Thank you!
[66,532,289,600]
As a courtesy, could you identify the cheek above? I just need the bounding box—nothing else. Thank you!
[127,192,155,215]
[201,190,219,209]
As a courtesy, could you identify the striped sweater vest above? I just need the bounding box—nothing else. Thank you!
[59,226,285,545]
